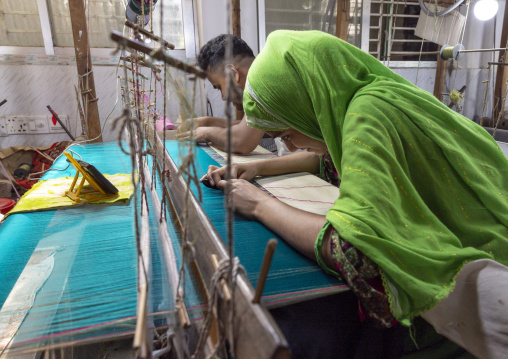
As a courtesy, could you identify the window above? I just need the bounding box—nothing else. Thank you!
[258,0,362,50]
[0,0,188,55]
[49,0,126,48]
[363,0,438,62]
[0,0,45,47]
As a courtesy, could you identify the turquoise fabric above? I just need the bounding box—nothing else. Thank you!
[0,142,199,351]
[164,141,346,303]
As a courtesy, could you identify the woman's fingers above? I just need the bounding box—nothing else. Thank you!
[203,164,253,188]
[216,179,269,219]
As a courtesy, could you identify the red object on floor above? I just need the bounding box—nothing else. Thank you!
[0,198,16,215]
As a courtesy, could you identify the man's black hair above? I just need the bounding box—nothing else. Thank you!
[197,34,254,71]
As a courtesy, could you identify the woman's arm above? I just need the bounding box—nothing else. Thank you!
[217,179,327,260]
[203,151,320,186]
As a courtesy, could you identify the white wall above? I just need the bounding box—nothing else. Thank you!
[0,60,192,150]
[0,64,121,148]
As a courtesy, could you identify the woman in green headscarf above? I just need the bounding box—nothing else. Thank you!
[205,29,508,353]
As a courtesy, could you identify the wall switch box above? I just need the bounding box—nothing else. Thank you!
[27,116,50,134]
[0,118,7,137]
[47,114,69,134]
[6,116,28,134]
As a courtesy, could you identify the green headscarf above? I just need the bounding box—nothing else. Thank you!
[244,30,508,325]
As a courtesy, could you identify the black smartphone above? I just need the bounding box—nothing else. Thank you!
[77,160,119,194]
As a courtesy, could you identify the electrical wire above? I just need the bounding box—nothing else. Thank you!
[419,0,464,17]
[27,149,82,180]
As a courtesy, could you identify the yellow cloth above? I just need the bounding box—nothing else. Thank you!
[6,174,134,217]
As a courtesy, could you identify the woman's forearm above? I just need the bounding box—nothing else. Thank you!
[255,151,320,177]
[253,196,326,260]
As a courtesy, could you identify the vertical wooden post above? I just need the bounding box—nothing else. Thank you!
[335,0,349,41]
[69,0,102,142]
[433,46,448,101]
[231,0,241,39]
[492,3,508,129]
[231,0,243,120]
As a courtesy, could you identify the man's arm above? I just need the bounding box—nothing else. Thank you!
[177,116,241,134]
[195,116,242,128]
[176,116,264,154]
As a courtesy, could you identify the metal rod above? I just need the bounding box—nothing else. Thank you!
[488,62,508,66]
[383,51,440,56]
[110,31,206,79]
[459,48,507,54]
[125,19,175,50]
[46,105,75,141]
[0,99,6,107]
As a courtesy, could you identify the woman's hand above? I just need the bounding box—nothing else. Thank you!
[216,179,273,220]
[214,178,327,260]
[200,163,260,187]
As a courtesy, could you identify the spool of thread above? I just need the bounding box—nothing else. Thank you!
[440,44,465,61]
[126,0,158,25]
[13,163,32,180]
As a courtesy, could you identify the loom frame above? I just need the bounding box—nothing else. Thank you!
[146,127,291,359]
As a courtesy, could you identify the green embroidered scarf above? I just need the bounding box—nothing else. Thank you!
[244,30,508,324]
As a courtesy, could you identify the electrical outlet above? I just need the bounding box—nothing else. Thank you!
[47,114,70,134]
[6,116,28,135]
[27,116,50,134]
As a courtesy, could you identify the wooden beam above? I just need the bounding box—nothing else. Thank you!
[230,0,243,120]
[36,0,54,56]
[335,0,349,41]
[69,0,102,143]
[124,20,175,49]
[110,31,206,79]
[492,2,508,129]
[433,46,448,101]
[231,0,241,38]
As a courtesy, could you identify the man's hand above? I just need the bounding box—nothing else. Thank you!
[216,179,273,220]
[200,163,260,187]
[177,116,235,135]
[177,118,199,135]
[175,127,208,143]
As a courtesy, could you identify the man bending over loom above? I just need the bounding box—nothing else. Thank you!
[176,34,277,154]
[202,30,508,358]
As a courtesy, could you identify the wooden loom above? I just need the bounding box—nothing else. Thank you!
[110,30,293,358]
[110,26,345,357]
